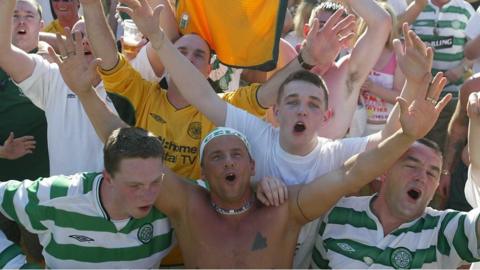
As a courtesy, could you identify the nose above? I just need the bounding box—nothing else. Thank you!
[296,103,307,116]
[224,154,235,168]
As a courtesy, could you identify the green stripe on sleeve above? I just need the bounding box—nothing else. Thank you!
[50,176,70,199]
[391,214,440,236]
[1,181,22,222]
[82,173,99,194]
[311,246,330,269]
[0,244,23,268]
[438,211,460,256]
[433,51,464,62]
[24,181,48,231]
[327,207,377,230]
[453,214,477,262]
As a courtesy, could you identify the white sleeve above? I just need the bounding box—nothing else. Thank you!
[129,45,164,82]
[466,8,480,40]
[465,165,480,208]
[14,54,62,110]
[225,103,273,145]
[0,230,29,269]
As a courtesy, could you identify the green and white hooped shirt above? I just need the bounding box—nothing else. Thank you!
[0,172,174,268]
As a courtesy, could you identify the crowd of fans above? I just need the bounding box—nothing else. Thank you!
[1,0,480,268]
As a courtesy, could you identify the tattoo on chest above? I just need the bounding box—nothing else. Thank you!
[251,232,267,251]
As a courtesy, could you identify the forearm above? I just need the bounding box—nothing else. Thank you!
[443,120,468,172]
[469,118,480,169]
[38,32,63,52]
[83,0,119,70]
[77,88,128,142]
[345,0,390,25]
[299,129,415,220]
[256,53,303,107]
[0,0,14,54]
[152,0,179,42]
[0,145,5,159]
[106,0,119,37]
[397,1,427,27]
[369,84,399,104]
[465,36,480,61]
[345,0,391,92]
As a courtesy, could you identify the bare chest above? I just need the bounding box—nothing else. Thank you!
[175,204,299,268]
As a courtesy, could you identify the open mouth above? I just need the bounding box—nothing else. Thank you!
[17,29,27,35]
[407,188,421,200]
[84,51,92,56]
[225,173,236,182]
[293,122,306,133]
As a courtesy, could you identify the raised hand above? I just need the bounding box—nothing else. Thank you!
[47,28,101,95]
[397,72,451,139]
[117,0,164,42]
[394,23,433,85]
[256,176,288,207]
[467,91,480,120]
[301,8,356,67]
[0,132,36,160]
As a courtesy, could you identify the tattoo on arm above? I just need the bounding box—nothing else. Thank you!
[251,232,267,251]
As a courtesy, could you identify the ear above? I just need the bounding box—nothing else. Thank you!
[323,108,333,122]
[39,19,44,29]
[272,104,280,117]
[249,157,256,177]
[103,170,113,184]
[303,24,310,38]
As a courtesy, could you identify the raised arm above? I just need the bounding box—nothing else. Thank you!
[396,0,427,29]
[81,0,119,70]
[437,76,480,203]
[465,35,480,61]
[344,0,391,90]
[0,0,36,82]
[290,64,451,224]
[256,9,356,108]
[367,23,436,150]
[47,30,128,142]
[468,86,480,171]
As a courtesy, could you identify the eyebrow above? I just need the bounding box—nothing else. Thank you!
[405,156,440,173]
[284,93,322,102]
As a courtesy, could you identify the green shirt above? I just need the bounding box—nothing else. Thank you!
[0,65,49,181]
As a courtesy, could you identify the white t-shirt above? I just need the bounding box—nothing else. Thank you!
[463,165,480,269]
[15,54,118,176]
[226,104,369,267]
[466,7,480,73]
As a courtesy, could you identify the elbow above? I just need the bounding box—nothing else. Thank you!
[374,9,393,34]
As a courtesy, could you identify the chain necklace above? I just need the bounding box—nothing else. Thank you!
[211,199,253,216]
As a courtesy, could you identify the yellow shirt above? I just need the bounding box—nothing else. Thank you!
[43,19,65,35]
[176,0,287,71]
[100,54,266,180]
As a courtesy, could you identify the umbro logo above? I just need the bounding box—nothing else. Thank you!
[337,242,356,253]
[150,113,166,123]
[69,234,95,242]
[67,93,76,98]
